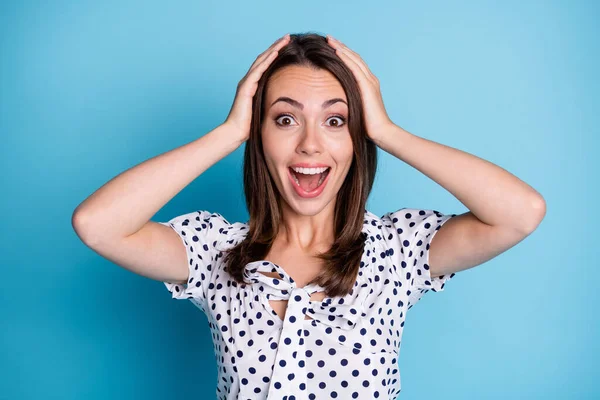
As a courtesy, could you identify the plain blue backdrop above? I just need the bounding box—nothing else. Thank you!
[2,0,598,399]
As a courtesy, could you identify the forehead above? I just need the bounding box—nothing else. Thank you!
[265,65,346,105]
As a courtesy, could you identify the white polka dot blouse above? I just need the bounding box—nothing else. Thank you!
[160,208,457,400]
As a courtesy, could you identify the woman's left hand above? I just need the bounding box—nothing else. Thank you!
[326,35,394,143]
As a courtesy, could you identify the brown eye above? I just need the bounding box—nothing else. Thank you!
[326,116,346,128]
[275,114,296,127]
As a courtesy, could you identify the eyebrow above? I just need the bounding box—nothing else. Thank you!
[270,96,347,110]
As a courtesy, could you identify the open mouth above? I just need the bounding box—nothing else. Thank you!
[288,166,331,194]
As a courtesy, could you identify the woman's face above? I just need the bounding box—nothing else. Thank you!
[261,65,354,215]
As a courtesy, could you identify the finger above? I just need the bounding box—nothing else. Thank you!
[263,34,290,58]
[247,43,280,80]
[330,38,367,71]
[334,46,371,86]
[329,37,377,83]
[248,37,285,71]
[251,49,279,76]
[250,34,290,70]
[338,45,374,82]
[246,34,290,76]
[239,50,279,95]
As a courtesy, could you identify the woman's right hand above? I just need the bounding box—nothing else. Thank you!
[224,33,291,142]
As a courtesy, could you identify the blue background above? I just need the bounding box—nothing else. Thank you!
[2,0,598,399]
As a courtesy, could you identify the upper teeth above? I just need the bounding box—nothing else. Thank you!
[291,167,329,175]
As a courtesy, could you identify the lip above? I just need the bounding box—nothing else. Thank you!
[287,166,331,199]
[289,163,331,169]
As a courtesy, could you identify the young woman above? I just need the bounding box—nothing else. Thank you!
[73,33,545,400]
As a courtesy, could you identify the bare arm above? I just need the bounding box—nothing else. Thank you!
[71,34,291,284]
[72,122,243,244]
[70,123,243,283]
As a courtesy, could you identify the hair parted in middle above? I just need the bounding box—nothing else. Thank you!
[222,32,378,298]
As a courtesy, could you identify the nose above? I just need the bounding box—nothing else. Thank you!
[296,123,323,155]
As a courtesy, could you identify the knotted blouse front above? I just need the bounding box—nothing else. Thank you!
[159,208,457,400]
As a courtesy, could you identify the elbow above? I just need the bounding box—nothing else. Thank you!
[72,210,97,246]
[521,196,546,234]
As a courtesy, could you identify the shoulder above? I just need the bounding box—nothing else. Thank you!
[161,210,241,251]
[162,210,230,229]
[362,207,454,253]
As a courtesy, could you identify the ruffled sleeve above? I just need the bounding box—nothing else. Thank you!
[380,208,457,308]
[158,210,232,311]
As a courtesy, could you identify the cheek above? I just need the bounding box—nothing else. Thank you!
[261,134,288,175]
[326,135,354,162]
[262,138,284,164]
[261,129,277,159]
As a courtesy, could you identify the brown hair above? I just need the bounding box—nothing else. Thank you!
[223,32,378,297]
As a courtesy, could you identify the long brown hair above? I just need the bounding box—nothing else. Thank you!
[223,32,378,297]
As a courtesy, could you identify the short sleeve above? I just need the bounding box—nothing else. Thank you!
[158,210,231,311]
[381,208,457,308]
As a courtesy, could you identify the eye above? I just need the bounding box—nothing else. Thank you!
[274,113,297,127]
[274,113,347,128]
[326,115,346,128]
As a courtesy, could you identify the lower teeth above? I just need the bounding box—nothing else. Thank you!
[292,170,328,189]
[318,173,326,186]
